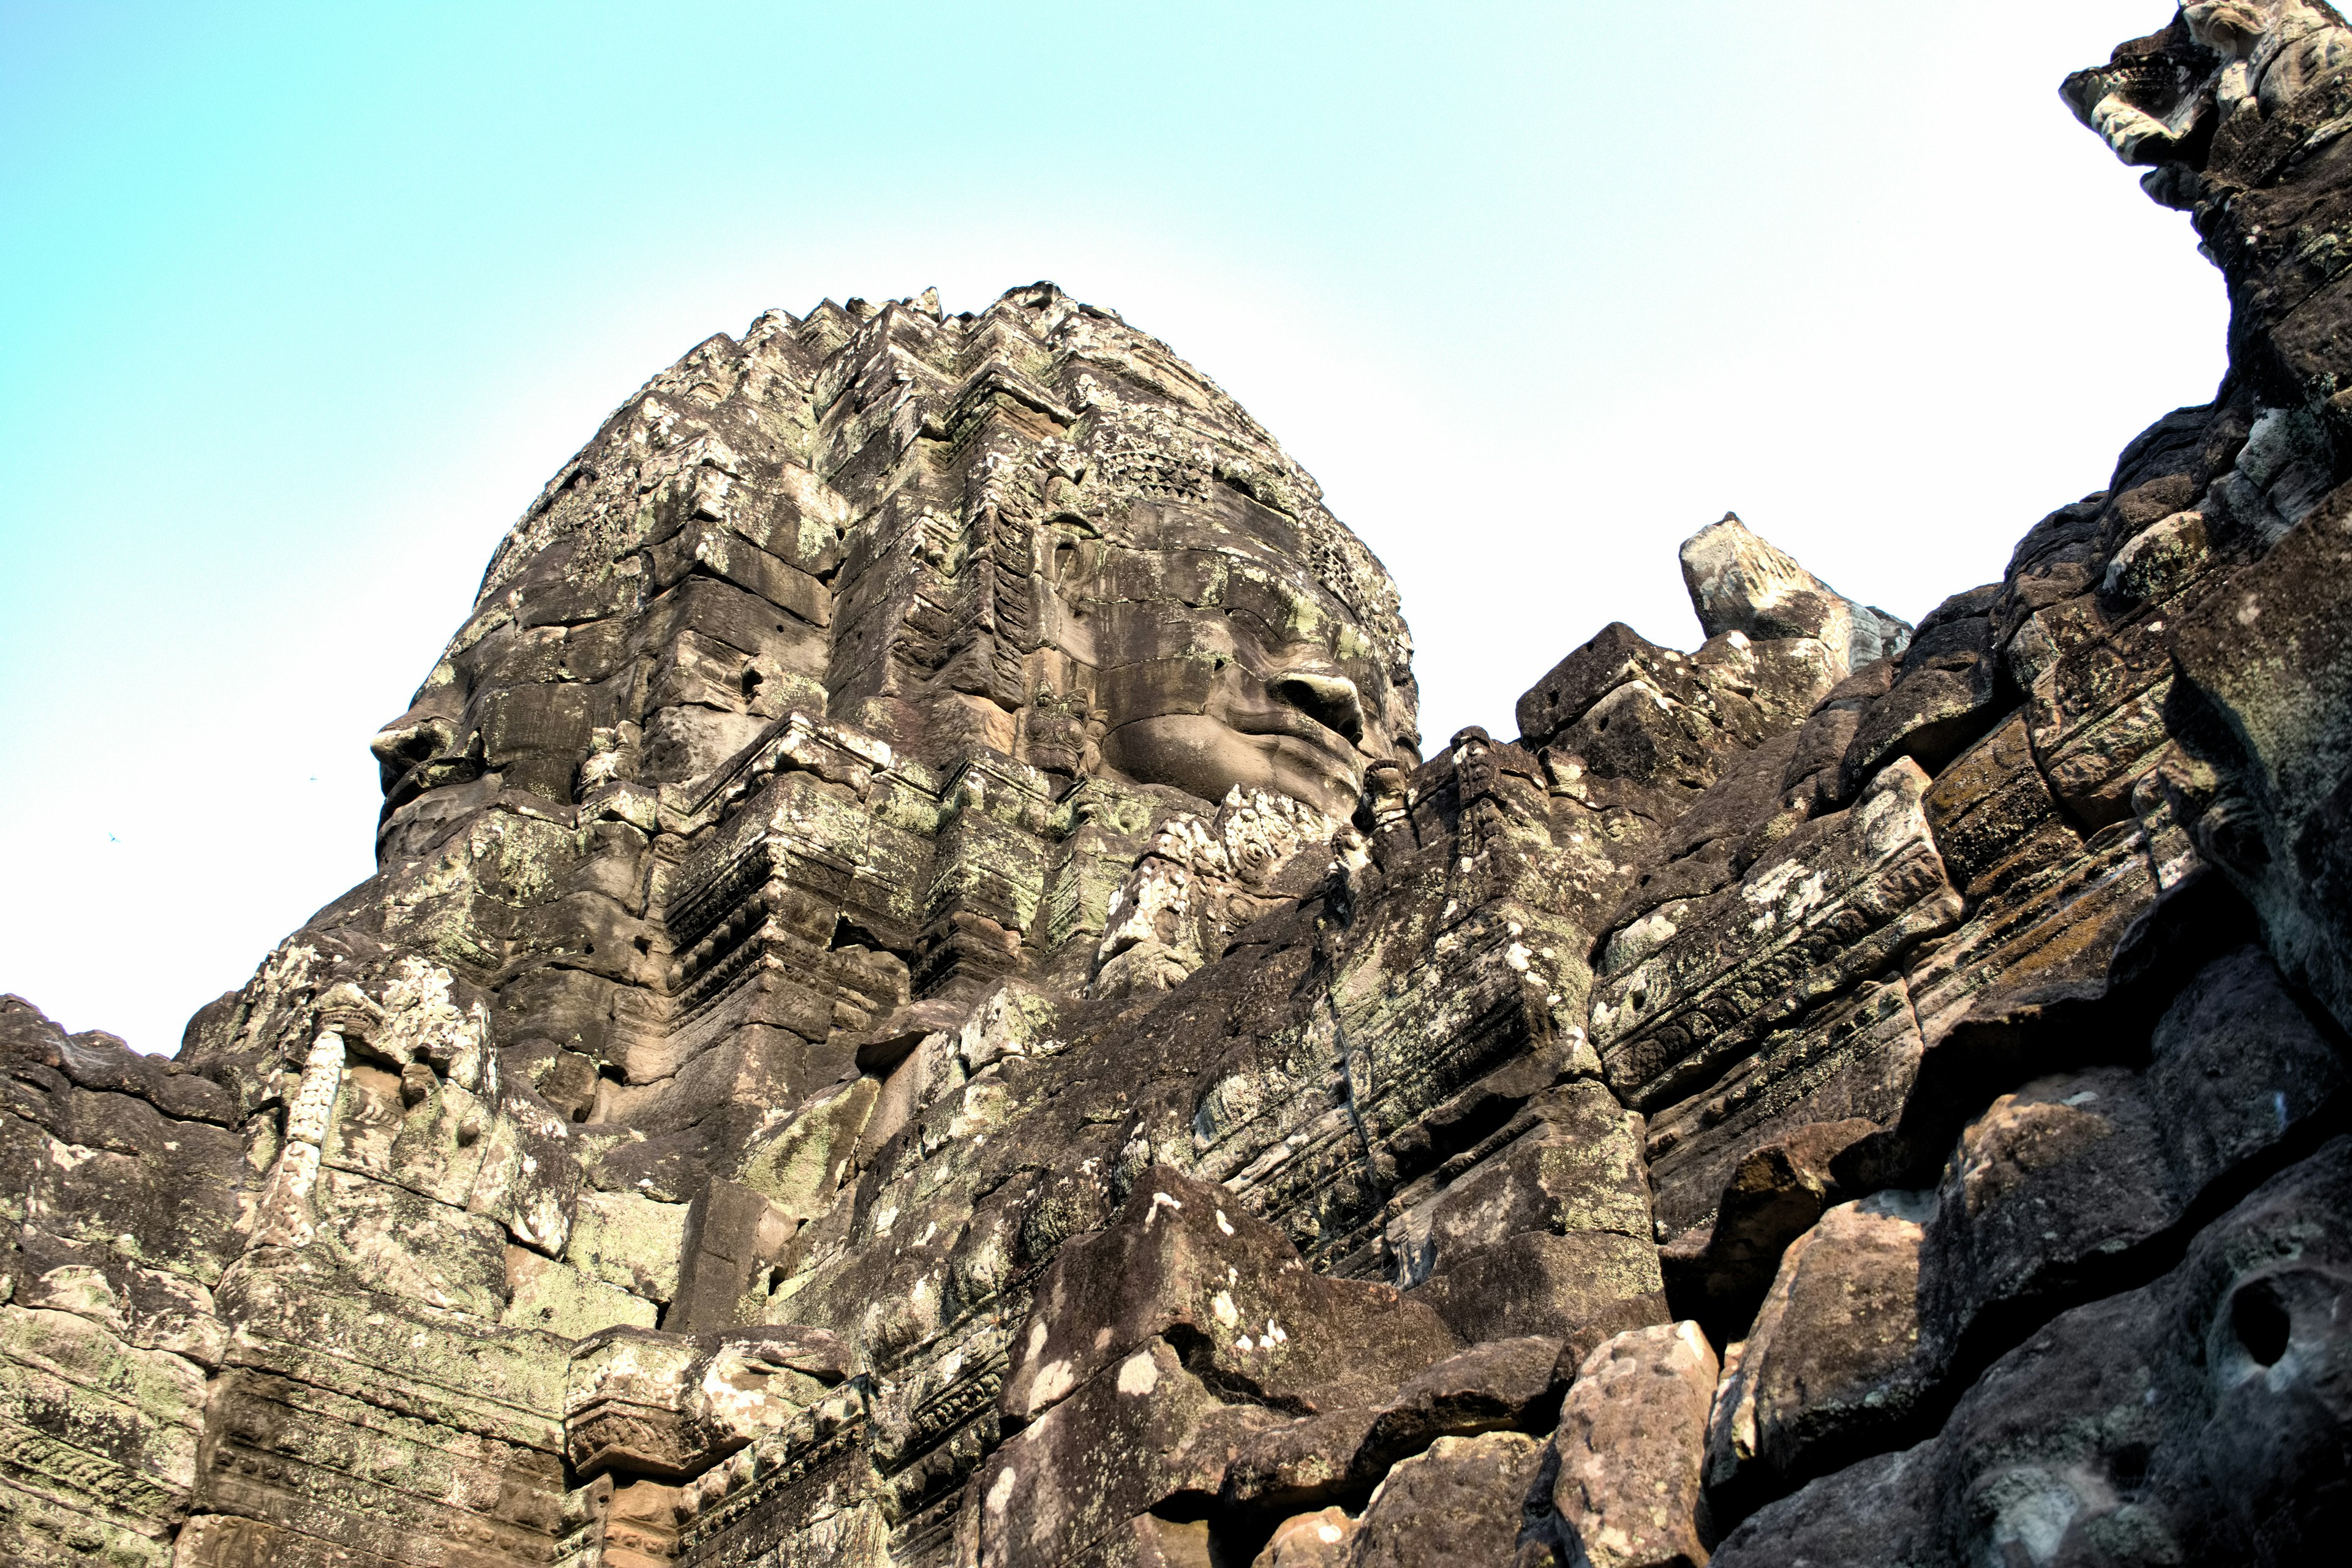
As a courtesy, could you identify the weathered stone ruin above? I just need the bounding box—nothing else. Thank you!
[8,4,2352,1563]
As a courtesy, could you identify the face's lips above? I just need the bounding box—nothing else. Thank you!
[1226,723,1366,820]
[1228,699,1364,775]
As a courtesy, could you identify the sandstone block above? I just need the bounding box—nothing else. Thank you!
[1921,710,2081,901]
[1001,1168,1459,1429]
[1517,623,1675,750]
[976,1337,1234,1567]
[1251,1506,1355,1568]
[1714,1136,2352,1567]
[1679,511,1909,671]
[1703,1193,1936,1518]
[1349,1431,1545,1568]
[1533,1322,1718,1568]
[2172,477,2352,1031]
[1645,975,1920,1256]
[1408,1080,1653,1280]
[1593,758,1961,1113]
[1409,1231,1667,1370]
[1833,586,2004,802]
[1918,944,2346,1371]
[565,1324,856,1482]
[1215,1335,1563,1518]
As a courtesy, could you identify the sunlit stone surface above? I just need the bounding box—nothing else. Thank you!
[7,9,2352,1560]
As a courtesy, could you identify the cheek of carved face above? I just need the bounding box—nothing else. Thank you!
[1093,598,1389,817]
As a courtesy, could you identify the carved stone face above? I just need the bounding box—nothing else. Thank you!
[363,288,1420,860]
[2062,15,2225,167]
[1056,494,1408,818]
[2065,2,2352,168]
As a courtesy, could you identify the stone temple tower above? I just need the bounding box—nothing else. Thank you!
[345,282,1420,1144]
[12,13,2352,1550]
[4,278,1887,1563]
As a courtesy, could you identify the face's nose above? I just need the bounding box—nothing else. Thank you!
[369,713,465,801]
[369,714,458,771]
[1267,668,1366,747]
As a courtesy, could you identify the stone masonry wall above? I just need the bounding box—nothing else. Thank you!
[5,6,2352,1565]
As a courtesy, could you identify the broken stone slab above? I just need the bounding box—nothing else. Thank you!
[1702,1191,1938,1525]
[1662,1114,1880,1338]
[1833,585,2006,804]
[1595,728,1814,970]
[1515,622,1686,751]
[2170,477,2352,1033]
[1695,1441,1940,1568]
[1540,669,1725,801]
[1916,944,2348,1377]
[5,1069,246,1290]
[974,1336,1239,1567]
[565,1323,858,1481]
[1250,1506,1355,1567]
[1643,971,1921,1264]
[1776,658,1896,810]
[1512,613,1826,870]
[1705,943,2346,1529]
[1592,757,1962,1114]
[2143,943,2348,1194]
[1679,512,1910,673]
[848,997,970,1073]
[1920,710,2084,903]
[2013,590,2182,831]
[300,1164,512,1319]
[1893,818,2168,1157]
[1528,1321,1719,1568]
[1000,1166,1460,1429]
[1712,1135,2352,1568]
[1396,1079,1653,1287]
[1214,1334,1564,1518]
[1408,1230,1667,1370]
[668,1175,799,1333]
[1347,1431,1546,1568]
[1918,1066,2176,1361]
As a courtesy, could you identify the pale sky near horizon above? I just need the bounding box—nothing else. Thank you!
[1,2,2228,1055]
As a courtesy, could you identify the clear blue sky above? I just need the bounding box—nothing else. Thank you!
[1,2,2225,1053]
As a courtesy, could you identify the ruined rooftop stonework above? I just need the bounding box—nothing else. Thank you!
[7,5,2352,1564]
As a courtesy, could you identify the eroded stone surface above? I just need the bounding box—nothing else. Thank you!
[12,18,2352,1557]
[1532,1322,1718,1568]
[1714,1138,2352,1568]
